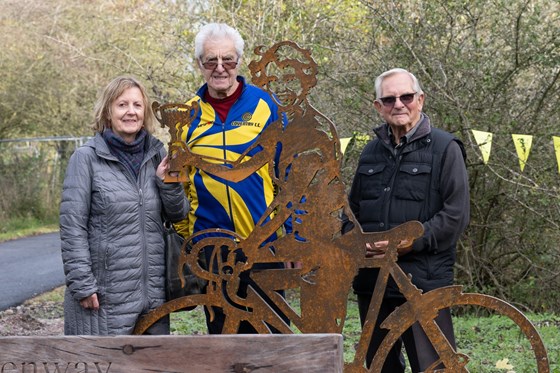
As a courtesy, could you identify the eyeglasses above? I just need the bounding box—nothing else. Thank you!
[378,92,417,107]
[200,59,238,70]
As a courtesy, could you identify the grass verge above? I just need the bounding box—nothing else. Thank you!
[0,216,58,243]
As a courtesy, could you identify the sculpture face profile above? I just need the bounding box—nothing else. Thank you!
[140,41,549,373]
[249,40,317,110]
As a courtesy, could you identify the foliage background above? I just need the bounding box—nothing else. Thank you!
[0,0,559,312]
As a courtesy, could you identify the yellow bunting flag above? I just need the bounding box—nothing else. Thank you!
[512,134,533,172]
[554,136,560,174]
[471,130,493,164]
[340,137,351,154]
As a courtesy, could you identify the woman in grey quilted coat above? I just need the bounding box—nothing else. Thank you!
[60,76,189,335]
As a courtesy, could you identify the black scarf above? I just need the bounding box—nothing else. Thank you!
[102,129,147,179]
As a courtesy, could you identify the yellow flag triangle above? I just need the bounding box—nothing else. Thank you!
[340,137,351,154]
[553,136,560,174]
[512,134,533,172]
[471,130,493,164]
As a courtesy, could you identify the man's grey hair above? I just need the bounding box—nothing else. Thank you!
[194,23,245,61]
[374,68,423,98]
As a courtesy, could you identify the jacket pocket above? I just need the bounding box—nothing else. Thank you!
[357,164,385,200]
[393,163,431,201]
[100,244,115,293]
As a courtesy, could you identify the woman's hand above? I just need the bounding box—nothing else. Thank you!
[79,293,99,310]
[157,154,183,182]
[156,155,170,181]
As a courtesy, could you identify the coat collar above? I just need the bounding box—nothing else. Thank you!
[374,112,432,146]
[87,132,162,162]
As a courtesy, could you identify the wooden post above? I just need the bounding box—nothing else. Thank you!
[0,334,343,373]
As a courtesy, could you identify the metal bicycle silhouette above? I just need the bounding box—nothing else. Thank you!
[134,41,549,372]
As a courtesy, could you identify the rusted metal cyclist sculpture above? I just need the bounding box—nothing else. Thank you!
[134,41,549,372]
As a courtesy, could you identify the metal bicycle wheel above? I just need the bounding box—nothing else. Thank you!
[365,286,549,373]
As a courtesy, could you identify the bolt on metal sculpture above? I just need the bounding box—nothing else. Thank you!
[135,41,550,372]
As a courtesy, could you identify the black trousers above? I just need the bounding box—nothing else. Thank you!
[357,294,456,373]
[204,278,287,334]
[143,314,170,335]
[202,244,287,334]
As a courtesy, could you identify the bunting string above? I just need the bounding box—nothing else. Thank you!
[339,131,560,174]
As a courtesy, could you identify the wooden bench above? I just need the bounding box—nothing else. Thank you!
[0,333,343,372]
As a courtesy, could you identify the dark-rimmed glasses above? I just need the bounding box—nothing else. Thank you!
[378,92,417,107]
[200,59,238,70]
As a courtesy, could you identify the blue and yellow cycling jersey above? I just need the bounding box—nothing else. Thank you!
[174,77,283,243]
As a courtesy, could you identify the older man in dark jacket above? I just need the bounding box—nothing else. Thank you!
[348,68,470,372]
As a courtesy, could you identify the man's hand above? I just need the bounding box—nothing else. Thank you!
[285,262,303,269]
[365,239,414,258]
[397,239,413,257]
[365,240,388,258]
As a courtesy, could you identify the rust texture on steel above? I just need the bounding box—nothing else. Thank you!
[137,41,549,372]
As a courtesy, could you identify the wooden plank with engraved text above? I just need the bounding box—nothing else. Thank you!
[0,334,343,373]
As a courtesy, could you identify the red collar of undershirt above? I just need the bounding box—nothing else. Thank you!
[204,80,244,123]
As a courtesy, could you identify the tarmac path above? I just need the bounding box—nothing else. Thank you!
[0,232,64,311]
